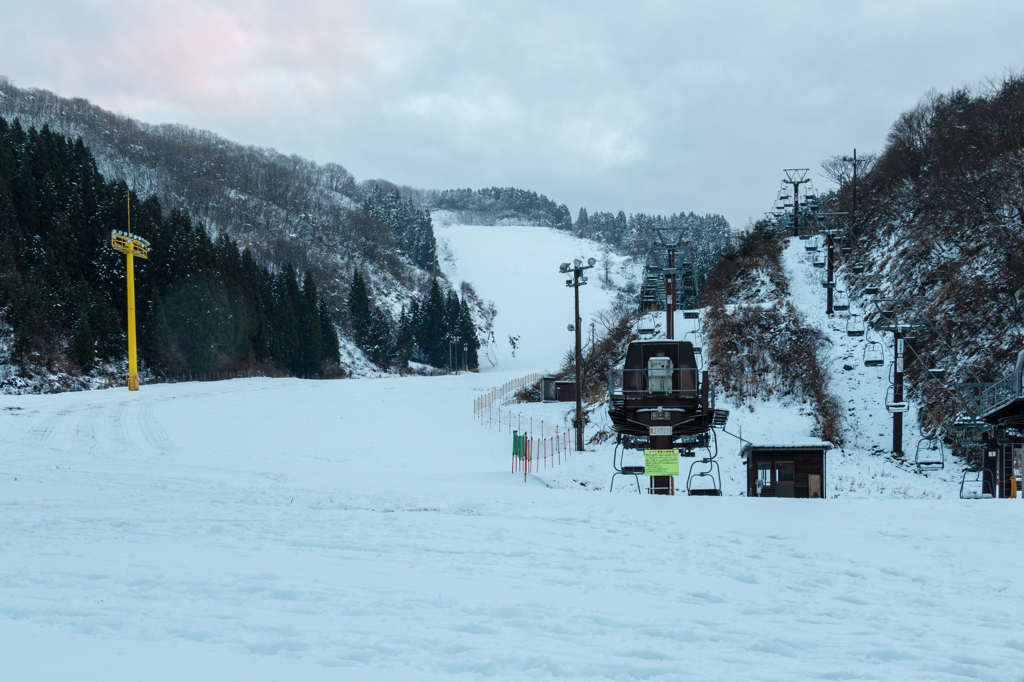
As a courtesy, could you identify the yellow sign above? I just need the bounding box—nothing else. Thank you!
[644,449,679,476]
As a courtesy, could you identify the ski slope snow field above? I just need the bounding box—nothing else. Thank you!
[2,226,1023,681]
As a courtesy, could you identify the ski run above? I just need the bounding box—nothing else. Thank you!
[2,223,1023,681]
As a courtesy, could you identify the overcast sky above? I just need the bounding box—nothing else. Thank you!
[3,0,1021,228]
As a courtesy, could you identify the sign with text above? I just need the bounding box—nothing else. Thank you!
[649,426,672,436]
[644,449,679,476]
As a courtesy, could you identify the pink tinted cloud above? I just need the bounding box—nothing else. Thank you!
[39,0,395,119]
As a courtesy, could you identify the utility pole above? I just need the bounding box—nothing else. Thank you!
[842,150,859,232]
[782,169,812,237]
[560,257,596,452]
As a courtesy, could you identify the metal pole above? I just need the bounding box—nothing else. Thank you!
[893,333,904,454]
[793,188,800,238]
[575,268,584,452]
[826,233,834,315]
[126,249,139,391]
[852,149,858,232]
[666,247,675,339]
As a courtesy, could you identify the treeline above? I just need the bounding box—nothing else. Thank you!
[575,207,733,284]
[362,185,437,271]
[348,273,479,371]
[822,73,1024,432]
[0,117,339,379]
[431,187,572,229]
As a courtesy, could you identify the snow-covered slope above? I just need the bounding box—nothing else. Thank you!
[2,227,1022,681]
[436,221,636,374]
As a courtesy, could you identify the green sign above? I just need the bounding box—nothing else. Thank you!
[644,449,679,476]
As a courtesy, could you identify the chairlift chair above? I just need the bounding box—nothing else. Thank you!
[687,457,722,495]
[610,444,644,494]
[813,252,826,268]
[885,385,909,413]
[960,468,994,499]
[915,438,945,471]
[846,314,865,337]
[928,367,948,382]
[862,282,880,296]
[821,272,835,288]
[841,246,853,255]
[851,263,867,274]
[834,290,850,311]
[685,330,703,355]
[683,310,700,320]
[864,341,884,367]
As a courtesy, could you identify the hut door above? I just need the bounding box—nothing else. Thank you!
[776,461,795,498]
[808,474,821,498]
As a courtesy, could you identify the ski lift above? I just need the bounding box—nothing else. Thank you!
[805,236,820,252]
[638,319,657,336]
[685,330,703,355]
[862,282,880,296]
[821,272,835,288]
[813,252,826,268]
[928,367,948,382]
[851,263,867,274]
[834,290,850,311]
[683,309,700,320]
[864,341,884,367]
[846,314,865,337]
[841,246,853,255]
[610,444,644,494]
[687,432,722,496]
[885,385,909,413]
[686,457,722,495]
[914,437,945,471]
[798,233,810,241]
[960,468,994,499]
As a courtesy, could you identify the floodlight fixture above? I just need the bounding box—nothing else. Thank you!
[587,257,596,266]
[574,258,582,268]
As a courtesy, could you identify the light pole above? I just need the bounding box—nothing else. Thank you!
[463,343,468,372]
[110,188,150,391]
[560,257,596,452]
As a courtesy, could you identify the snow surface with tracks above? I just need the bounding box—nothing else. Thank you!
[2,226,1023,681]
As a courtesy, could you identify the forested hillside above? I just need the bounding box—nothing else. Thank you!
[0,77,437,324]
[0,118,339,387]
[824,74,1024,430]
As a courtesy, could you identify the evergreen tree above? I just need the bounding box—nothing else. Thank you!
[318,301,340,366]
[347,269,371,352]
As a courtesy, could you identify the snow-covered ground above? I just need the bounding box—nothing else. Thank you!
[3,227,1023,681]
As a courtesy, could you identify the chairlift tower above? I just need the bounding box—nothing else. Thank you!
[654,228,687,339]
[109,189,151,391]
[782,169,812,237]
[872,298,927,454]
[560,257,597,452]
[815,214,848,315]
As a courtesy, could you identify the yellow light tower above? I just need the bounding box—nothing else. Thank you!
[110,191,150,391]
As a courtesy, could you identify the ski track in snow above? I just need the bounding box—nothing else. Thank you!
[1,229,1022,681]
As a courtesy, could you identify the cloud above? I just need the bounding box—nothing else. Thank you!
[2,0,1023,227]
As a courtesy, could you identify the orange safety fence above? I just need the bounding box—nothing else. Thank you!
[473,373,573,479]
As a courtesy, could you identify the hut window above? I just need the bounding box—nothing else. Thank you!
[757,463,772,487]
[776,462,794,483]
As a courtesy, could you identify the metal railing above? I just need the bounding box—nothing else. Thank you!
[978,371,1023,417]
[608,367,700,399]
